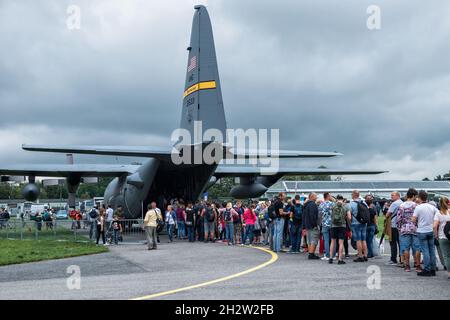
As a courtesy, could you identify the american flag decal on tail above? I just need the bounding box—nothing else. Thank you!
[188,56,197,72]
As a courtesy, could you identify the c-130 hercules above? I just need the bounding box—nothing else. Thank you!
[0,5,385,218]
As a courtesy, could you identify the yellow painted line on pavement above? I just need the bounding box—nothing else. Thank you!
[130,246,278,300]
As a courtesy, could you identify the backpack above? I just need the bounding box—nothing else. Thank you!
[89,208,98,220]
[224,209,232,222]
[293,204,303,222]
[267,204,277,220]
[354,201,370,224]
[444,221,450,241]
[43,211,51,221]
[205,207,215,222]
[332,203,347,226]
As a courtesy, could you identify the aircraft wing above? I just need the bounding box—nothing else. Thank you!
[214,166,387,178]
[23,144,342,160]
[22,144,174,160]
[0,164,140,178]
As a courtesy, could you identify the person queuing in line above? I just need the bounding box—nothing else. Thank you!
[184,202,196,242]
[396,188,422,272]
[258,202,269,246]
[202,202,217,243]
[242,204,257,245]
[253,210,262,245]
[223,202,238,245]
[433,197,450,280]
[143,202,162,250]
[88,205,99,240]
[287,195,303,254]
[194,200,205,242]
[283,197,293,249]
[272,192,287,253]
[350,190,368,263]
[329,195,351,264]
[111,215,123,245]
[233,201,245,245]
[385,191,403,266]
[176,202,186,240]
[365,194,378,259]
[303,193,320,260]
[412,190,438,276]
[318,192,333,260]
[165,205,176,243]
[96,211,106,246]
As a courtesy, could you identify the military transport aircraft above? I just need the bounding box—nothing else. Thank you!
[0,5,385,218]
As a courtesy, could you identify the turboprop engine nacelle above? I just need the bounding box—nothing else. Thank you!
[22,183,40,202]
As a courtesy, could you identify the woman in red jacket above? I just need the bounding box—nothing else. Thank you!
[242,204,257,245]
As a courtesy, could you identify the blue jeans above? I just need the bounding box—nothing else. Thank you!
[177,220,185,239]
[186,225,194,242]
[289,222,301,252]
[366,224,376,257]
[244,224,255,244]
[322,226,331,258]
[167,224,174,242]
[273,218,285,252]
[113,229,120,245]
[418,232,436,272]
[89,221,97,240]
[226,223,234,244]
[351,223,367,241]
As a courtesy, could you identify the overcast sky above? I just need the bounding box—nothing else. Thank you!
[1,0,450,180]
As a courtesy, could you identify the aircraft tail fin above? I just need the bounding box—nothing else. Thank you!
[179,5,227,144]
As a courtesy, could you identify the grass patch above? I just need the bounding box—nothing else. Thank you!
[0,239,108,266]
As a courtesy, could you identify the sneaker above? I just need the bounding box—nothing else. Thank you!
[385,260,397,266]
[329,258,333,264]
[363,257,368,262]
[308,254,320,260]
[345,254,350,258]
[417,270,432,277]
[354,257,365,263]
[321,256,329,261]
[431,270,436,276]
[338,260,346,265]
[396,262,405,268]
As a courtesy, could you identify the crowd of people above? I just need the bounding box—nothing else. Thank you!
[141,189,450,281]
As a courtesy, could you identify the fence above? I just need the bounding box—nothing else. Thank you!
[0,218,147,243]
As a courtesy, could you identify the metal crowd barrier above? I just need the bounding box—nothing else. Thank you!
[0,218,147,242]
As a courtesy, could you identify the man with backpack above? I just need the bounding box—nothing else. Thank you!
[202,202,217,243]
[329,195,351,264]
[350,190,370,262]
[88,206,99,240]
[288,195,303,254]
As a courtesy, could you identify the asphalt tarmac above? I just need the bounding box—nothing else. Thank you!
[0,237,448,300]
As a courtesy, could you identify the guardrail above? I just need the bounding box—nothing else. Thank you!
[0,218,148,243]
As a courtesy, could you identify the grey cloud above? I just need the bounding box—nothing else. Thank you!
[1,0,450,180]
